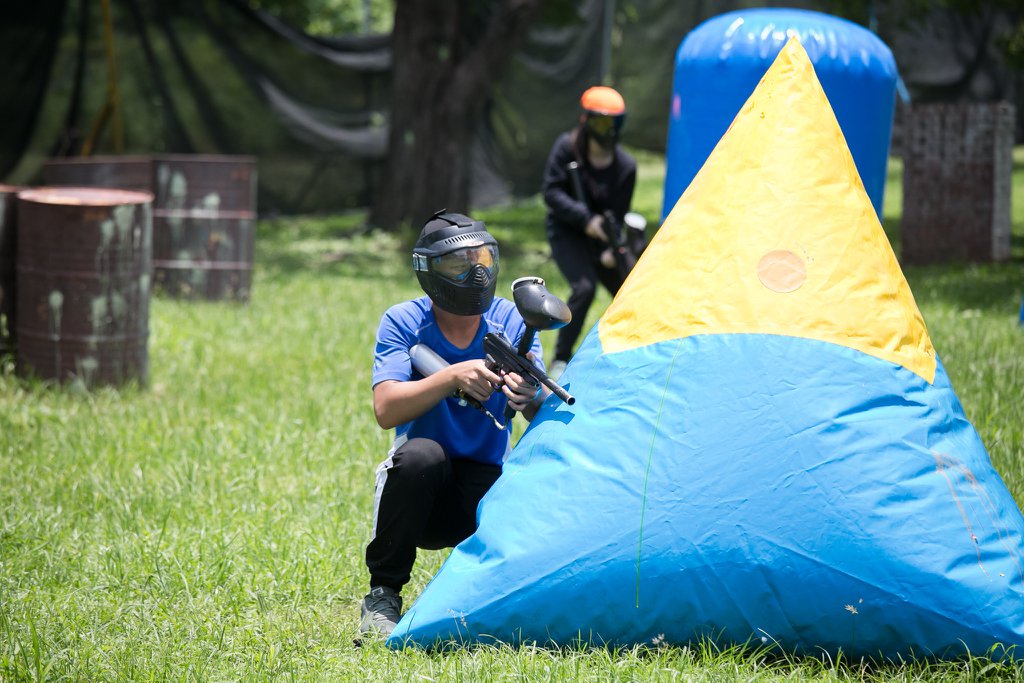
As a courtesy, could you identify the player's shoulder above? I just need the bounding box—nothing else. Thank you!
[483,296,527,340]
[616,146,638,171]
[485,295,519,321]
[381,296,432,328]
[549,131,575,157]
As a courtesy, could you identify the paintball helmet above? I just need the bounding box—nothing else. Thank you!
[412,210,499,316]
[580,86,626,148]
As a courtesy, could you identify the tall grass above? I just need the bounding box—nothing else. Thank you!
[0,151,1022,681]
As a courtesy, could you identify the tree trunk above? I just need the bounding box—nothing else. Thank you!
[370,0,544,231]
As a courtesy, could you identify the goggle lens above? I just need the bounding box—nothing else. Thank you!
[586,114,624,136]
[432,245,498,281]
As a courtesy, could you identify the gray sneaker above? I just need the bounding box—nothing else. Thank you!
[359,586,402,636]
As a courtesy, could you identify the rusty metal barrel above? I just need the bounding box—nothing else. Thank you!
[152,155,256,301]
[16,187,153,388]
[0,185,20,360]
[901,102,1014,264]
[43,154,257,301]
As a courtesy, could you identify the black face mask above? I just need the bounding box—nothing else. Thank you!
[585,113,625,150]
[412,212,499,316]
[418,262,498,316]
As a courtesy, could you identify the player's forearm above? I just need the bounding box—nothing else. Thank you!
[372,373,457,429]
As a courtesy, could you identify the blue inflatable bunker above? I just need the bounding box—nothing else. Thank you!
[389,38,1024,660]
[662,8,898,221]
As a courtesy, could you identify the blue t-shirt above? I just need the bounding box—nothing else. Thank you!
[371,296,545,466]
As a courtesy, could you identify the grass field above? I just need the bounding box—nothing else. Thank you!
[1,151,1023,681]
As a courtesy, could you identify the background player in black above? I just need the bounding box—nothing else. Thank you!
[541,86,637,377]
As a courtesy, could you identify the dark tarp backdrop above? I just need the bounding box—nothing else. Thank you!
[3,0,390,214]
[2,0,1020,215]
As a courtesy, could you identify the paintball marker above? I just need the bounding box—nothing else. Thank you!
[409,343,507,430]
[410,277,575,430]
[566,161,647,280]
[484,277,576,424]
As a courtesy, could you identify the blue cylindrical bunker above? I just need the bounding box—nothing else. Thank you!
[662,9,898,221]
[16,187,153,388]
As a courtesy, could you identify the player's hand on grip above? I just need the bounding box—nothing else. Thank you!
[585,214,608,242]
[449,359,502,403]
[500,351,546,413]
[500,370,539,412]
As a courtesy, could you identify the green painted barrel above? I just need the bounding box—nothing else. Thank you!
[43,154,258,301]
[16,187,153,388]
[152,155,257,301]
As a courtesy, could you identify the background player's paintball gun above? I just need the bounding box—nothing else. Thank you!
[566,160,648,280]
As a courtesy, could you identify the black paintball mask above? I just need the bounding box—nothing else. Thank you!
[412,210,499,316]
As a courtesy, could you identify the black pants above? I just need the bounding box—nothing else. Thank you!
[365,438,502,592]
[549,229,625,362]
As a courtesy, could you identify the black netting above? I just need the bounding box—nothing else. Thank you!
[5,0,390,214]
[0,1,68,179]
[3,0,1020,214]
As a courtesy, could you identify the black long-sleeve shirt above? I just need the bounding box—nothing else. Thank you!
[541,131,637,239]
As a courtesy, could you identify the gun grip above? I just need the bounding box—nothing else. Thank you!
[516,327,537,359]
[502,327,539,422]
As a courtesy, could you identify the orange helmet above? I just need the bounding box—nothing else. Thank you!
[580,86,626,116]
[580,86,626,148]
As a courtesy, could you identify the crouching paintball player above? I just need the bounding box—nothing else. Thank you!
[360,210,548,636]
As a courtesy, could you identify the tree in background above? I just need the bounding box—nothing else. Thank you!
[368,0,548,230]
[252,0,552,230]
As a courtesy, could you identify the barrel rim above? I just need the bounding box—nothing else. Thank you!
[17,186,155,207]
[43,153,258,165]
[153,153,257,164]
[43,155,153,166]
[152,208,256,220]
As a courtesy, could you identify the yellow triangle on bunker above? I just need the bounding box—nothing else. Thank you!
[601,37,936,383]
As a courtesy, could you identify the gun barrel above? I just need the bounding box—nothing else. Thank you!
[567,161,587,205]
[540,375,575,405]
[484,332,575,412]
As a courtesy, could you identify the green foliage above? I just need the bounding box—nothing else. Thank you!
[0,150,1022,679]
[248,0,393,35]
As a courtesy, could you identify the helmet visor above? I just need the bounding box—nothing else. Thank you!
[585,113,625,137]
[431,244,498,282]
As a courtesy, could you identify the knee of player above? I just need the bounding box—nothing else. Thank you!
[393,438,448,476]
